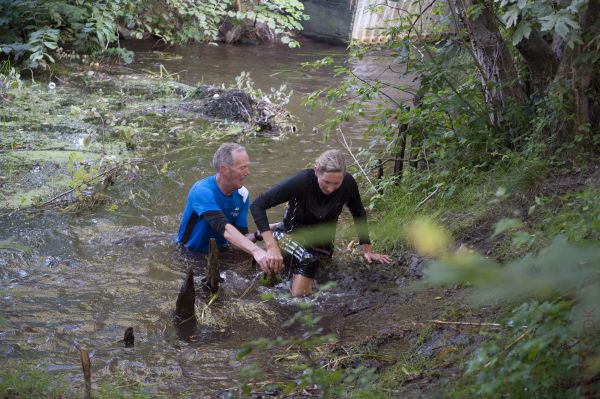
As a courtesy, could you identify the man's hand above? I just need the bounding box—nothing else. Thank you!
[265,244,283,273]
[261,231,283,273]
[251,247,271,273]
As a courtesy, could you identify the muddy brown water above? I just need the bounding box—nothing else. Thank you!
[0,40,423,397]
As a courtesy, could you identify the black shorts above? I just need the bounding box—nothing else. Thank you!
[273,226,332,279]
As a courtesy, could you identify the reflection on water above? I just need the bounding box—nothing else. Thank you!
[0,40,412,397]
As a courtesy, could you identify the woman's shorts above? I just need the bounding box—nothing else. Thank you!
[273,227,331,279]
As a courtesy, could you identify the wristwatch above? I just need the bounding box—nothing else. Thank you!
[254,230,263,241]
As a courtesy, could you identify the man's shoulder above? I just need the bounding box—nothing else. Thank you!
[192,176,216,190]
[189,176,217,198]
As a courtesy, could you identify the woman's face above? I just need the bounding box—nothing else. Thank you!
[315,169,344,195]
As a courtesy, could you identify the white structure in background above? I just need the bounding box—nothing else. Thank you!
[351,0,439,43]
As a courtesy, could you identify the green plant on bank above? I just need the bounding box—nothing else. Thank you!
[0,60,22,100]
[418,215,600,398]
[0,367,67,399]
[235,284,377,398]
[0,0,308,70]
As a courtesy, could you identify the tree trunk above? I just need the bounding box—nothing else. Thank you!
[573,0,600,133]
[515,29,559,95]
[454,0,527,129]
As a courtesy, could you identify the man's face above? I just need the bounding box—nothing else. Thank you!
[224,150,250,189]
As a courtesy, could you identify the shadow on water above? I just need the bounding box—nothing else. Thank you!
[0,39,421,396]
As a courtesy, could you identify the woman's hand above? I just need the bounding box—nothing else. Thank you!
[362,244,392,264]
[363,252,392,264]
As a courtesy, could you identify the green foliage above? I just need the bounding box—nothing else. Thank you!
[0,0,123,68]
[0,60,21,99]
[0,0,307,69]
[456,300,583,398]
[534,188,600,243]
[498,0,586,47]
[121,0,307,47]
[424,230,600,397]
[303,0,598,210]
[234,71,293,106]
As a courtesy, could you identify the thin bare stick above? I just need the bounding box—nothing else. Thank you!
[336,127,375,191]
[415,186,440,210]
[428,319,502,328]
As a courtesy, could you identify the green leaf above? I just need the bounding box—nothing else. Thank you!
[259,293,274,301]
[502,5,521,28]
[512,20,531,45]
[492,218,524,238]
[236,346,252,360]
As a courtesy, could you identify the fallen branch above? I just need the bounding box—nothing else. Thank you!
[34,164,122,209]
[428,319,502,328]
[415,186,440,211]
[19,159,149,213]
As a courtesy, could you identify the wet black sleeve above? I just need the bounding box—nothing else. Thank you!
[203,211,248,236]
[251,170,307,233]
[345,175,371,245]
[203,210,228,236]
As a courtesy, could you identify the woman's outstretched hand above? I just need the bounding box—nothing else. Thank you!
[363,251,392,264]
[362,244,392,264]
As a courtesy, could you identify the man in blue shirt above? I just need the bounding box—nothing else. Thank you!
[177,143,272,273]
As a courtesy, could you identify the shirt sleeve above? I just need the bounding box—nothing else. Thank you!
[190,185,221,216]
[345,175,371,245]
[203,210,229,236]
[251,170,307,233]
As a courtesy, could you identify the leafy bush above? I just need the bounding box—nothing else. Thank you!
[0,0,308,69]
[422,225,600,398]
[0,0,122,68]
[458,300,581,398]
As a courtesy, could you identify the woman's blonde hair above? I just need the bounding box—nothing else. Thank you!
[314,149,346,175]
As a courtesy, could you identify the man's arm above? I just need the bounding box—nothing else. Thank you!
[203,211,271,272]
[222,224,272,272]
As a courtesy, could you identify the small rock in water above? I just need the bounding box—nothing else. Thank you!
[124,327,134,347]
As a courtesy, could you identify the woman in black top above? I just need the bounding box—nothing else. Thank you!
[251,149,391,296]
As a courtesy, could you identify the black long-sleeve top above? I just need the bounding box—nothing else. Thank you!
[250,169,371,249]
